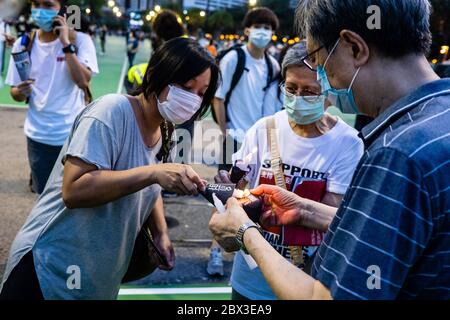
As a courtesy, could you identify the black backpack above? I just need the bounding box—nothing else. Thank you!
[212,45,274,123]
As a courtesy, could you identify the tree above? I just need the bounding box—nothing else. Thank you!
[207,10,234,34]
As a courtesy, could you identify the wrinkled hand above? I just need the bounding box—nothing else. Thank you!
[152,163,206,196]
[153,232,175,271]
[214,170,232,184]
[251,184,303,227]
[208,197,251,252]
[53,14,70,46]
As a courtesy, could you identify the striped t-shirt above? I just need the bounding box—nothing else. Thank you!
[312,79,450,300]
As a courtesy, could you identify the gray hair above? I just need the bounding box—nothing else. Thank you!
[296,0,432,57]
[282,41,309,77]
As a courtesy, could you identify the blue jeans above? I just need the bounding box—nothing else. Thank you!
[27,137,62,194]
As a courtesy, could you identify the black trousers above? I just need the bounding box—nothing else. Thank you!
[27,137,62,194]
[0,251,44,300]
[231,288,250,300]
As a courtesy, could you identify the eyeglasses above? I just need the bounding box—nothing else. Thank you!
[280,83,322,104]
[299,43,327,72]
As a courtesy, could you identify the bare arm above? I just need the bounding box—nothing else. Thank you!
[147,195,168,236]
[147,195,175,270]
[209,198,333,300]
[253,186,340,232]
[244,227,332,300]
[62,156,205,209]
[64,50,92,89]
[54,15,92,90]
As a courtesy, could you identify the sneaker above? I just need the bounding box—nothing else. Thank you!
[207,248,224,277]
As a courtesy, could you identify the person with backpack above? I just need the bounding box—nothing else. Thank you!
[208,7,281,277]
[5,0,98,194]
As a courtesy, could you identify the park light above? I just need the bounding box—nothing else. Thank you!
[249,0,257,7]
[155,5,161,12]
[440,45,449,55]
[282,37,288,43]
[288,39,295,45]
[112,6,119,13]
[177,16,182,24]
[272,35,277,42]
[108,0,115,8]
[186,16,190,21]
[85,8,91,15]
[294,37,300,43]
[431,59,438,64]
[150,10,156,17]
[220,34,225,40]
[200,10,206,17]
[146,14,151,21]
[116,11,122,18]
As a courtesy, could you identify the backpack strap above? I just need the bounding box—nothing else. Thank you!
[223,46,246,122]
[266,116,304,267]
[22,30,36,53]
[263,51,274,92]
[266,116,286,190]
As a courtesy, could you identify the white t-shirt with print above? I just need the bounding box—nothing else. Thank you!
[230,110,364,300]
[6,32,99,146]
[215,45,280,143]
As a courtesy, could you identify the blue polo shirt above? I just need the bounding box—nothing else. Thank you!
[311,79,450,300]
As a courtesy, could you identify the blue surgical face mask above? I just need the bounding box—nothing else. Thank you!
[31,8,58,32]
[249,28,272,49]
[282,85,325,125]
[317,39,361,114]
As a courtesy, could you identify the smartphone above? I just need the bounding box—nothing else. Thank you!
[52,6,67,35]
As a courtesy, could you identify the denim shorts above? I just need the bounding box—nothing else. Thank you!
[27,137,63,194]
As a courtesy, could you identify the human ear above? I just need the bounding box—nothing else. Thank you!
[340,30,370,68]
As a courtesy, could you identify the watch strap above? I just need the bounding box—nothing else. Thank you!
[236,222,262,254]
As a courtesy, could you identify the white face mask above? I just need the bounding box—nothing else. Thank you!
[249,28,272,49]
[157,85,203,125]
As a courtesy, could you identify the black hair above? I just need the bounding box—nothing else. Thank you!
[296,0,432,57]
[139,37,220,162]
[152,10,185,48]
[243,7,279,31]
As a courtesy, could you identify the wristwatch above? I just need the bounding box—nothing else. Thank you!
[62,44,77,54]
[236,221,263,254]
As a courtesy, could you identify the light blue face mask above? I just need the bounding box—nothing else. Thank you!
[249,28,272,49]
[282,85,325,125]
[31,8,58,32]
[317,39,361,114]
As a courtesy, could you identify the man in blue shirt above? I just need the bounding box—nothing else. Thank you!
[209,0,449,299]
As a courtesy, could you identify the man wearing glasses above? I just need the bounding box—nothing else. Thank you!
[210,0,450,300]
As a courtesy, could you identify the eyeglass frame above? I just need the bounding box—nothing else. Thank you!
[299,42,332,72]
[279,82,324,104]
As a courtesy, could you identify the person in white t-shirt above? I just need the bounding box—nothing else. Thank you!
[6,0,99,194]
[214,42,364,300]
[208,7,281,276]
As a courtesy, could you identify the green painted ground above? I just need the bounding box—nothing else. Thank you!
[118,284,232,300]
